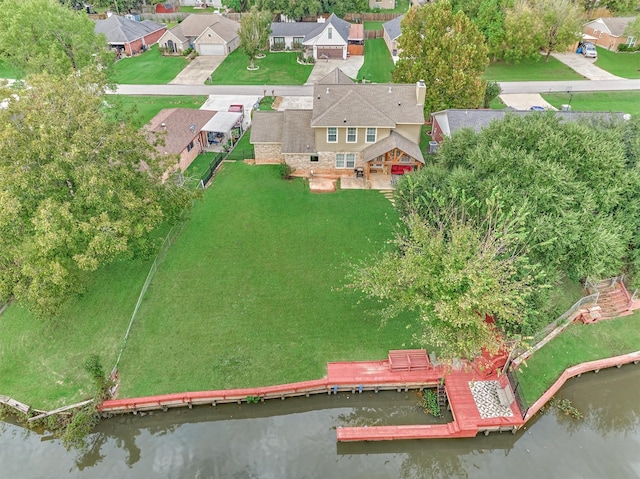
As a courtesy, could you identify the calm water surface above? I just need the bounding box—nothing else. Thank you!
[2,365,640,479]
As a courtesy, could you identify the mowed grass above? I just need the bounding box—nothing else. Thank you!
[209,50,313,85]
[364,21,384,31]
[542,91,640,116]
[0,258,154,409]
[106,95,207,128]
[484,56,584,81]
[594,47,640,79]
[117,162,414,397]
[0,59,23,79]
[357,38,394,83]
[517,311,640,404]
[108,46,188,84]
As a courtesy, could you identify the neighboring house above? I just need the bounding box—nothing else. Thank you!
[157,13,239,55]
[383,14,404,62]
[94,14,166,56]
[431,109,626,143]
[146,108,217,173]
[251,68,426,182]
[583,17,638,50]
[179,0,223,6]
[270,14,351,60]
[369,0,396,9]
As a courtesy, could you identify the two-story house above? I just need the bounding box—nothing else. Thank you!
[269,14,351,60]
[251,68,426,185]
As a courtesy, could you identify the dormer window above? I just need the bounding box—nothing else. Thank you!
[328,27,332,39]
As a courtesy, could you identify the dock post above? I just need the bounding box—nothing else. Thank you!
[359,385,363,393]
[333,385,338,395]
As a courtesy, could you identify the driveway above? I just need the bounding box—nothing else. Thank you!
[305,56,365,85]
[169,56,225,85]
[551,52,623,80]
[499,93,557,111]
[200,94,261,130]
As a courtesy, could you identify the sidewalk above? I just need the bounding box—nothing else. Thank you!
[551,52,623,80]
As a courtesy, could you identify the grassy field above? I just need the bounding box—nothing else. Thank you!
[116,162,413,398]
[107,95,207,128]
[364,21,384,31]
[0,59,22,79]
[108,46,188,84]
[484,57,584,81]
[517,311,640,405]
[357,38,394,83]
[595,47,640,79]
[208,51,313,85]
[542,91,640,116]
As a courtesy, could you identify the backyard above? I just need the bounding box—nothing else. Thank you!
[484,56,584,81]
[108,46,188,84]
[208,50,313,85]
[357,38,395,83]
[542,91,640,116]
[595,46,640,79]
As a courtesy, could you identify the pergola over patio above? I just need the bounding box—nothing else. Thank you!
[361,131,425,180]
[201,111,244,147]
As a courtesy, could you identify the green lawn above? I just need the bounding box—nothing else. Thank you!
[542,91,640,116]
[116,162,413,398]
[0,59,22,79]
[484,57,584,81]
[357,38,395,83]
[208,50,313,85]
[594,47,640,79]
[364,21,384,31]
[108,46,188,84]
[106,95,207,128]
[178,6,213,13]
[387,0,410,13]
[517,311,640,405]
[184,152,220,181]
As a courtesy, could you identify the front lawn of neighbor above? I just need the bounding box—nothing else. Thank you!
[357,38,395,83]
[208,50,313,85]
[517,311,640,405]
[542,91,640,116]
[595,47,640,79]
[117,162,414,398]
[0,59,23,79]
[106,95,207,128]
[484,56,584,81]
[108,46,188,84]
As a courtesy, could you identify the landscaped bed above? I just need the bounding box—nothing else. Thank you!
[207,50,313,85]
[483,56,584,81]
[108,46,188,84]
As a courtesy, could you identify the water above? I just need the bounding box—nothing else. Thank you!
[2,365,640,479]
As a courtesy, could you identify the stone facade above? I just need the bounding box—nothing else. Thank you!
[255,143,283,164]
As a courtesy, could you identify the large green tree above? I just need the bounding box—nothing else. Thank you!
[393,1,489,115]
[256,0,321,20]
[0,0,112,76]
[239,6,272,69]
[452,0,510,61]
[0,72,192,316]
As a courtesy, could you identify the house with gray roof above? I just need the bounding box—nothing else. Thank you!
[383,14,404,62]
[157,13,240,56]
[270,14,351,60]
[431,109,627,143]
[94,14,166,56]
[583,17,638,50]
[251,68,427,183]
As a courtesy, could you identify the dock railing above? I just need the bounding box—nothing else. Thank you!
[506,367,529,420]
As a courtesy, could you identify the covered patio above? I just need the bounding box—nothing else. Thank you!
[201,111,244,151]
[361,131,424,183]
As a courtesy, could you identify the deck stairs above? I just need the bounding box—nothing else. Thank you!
[437,381,448,410]
[583,279,634,322]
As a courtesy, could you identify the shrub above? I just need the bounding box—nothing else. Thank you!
[278,161,292,179]
[419,389,442,417]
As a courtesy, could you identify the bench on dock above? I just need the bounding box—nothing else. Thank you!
[496,386,515,407]
[388,349,430,371]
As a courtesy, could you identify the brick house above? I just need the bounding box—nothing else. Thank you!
[583,17,638,50]
[251,68,426,183]
[94,14,166,56]
[157,14,240,56]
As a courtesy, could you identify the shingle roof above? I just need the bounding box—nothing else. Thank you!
[362,131,424,163]
[433,109,627,137]
[146,108,217,155]
[317,67,354,85]
[311,78,425,127]
[270,13,350,43]
[281,110,315,153]
[95,15,165,44]
[163,24,188,43]
[250,111,284,143]
[178,13,239,38]
[383,14,404,41]
[585,17,636,37]
[348,23,364,41]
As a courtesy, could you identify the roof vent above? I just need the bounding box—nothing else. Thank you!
[326,88,330,94]
[160,122,166,129]
[189,124,196,133]
[343,117,347,123]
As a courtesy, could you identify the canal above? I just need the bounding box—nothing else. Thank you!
[1,364,639,478]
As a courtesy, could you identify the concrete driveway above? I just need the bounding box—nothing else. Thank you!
[551,52,623,80]
[499,93,557,111]
[305,56,365,85]
[200,94,261,130]
[169,56,225,85]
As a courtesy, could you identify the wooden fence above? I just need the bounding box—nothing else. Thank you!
[348,44,365,56]
[140,12,189,22]
[344,12,403,22]
[364,30,384,39]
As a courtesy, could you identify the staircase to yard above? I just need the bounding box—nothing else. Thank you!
[583,278,636,322]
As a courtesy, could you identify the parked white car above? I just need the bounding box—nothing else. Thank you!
[582,43,597,59]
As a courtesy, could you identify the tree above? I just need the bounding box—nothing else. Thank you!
[393,1,489,115]
[239,6,272,69]
[0,0,112,77]
[256,0,321,20]
[452,0,510,61]
[625,15,640,41]
[0,72,192,316]
[350,195,537,360]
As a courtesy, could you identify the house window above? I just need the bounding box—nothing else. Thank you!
[328,27,332,39]
[347,127,357,143]
[327,127,337,143]
[335,153,356,168]
[628,36,636,46]
[293,36,304,49]
[310,155,319,162]
[273,37,285,50]
[187,141,194,152]
[366,127,376,143]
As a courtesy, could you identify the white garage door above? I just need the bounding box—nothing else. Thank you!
[198,44,225,56]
